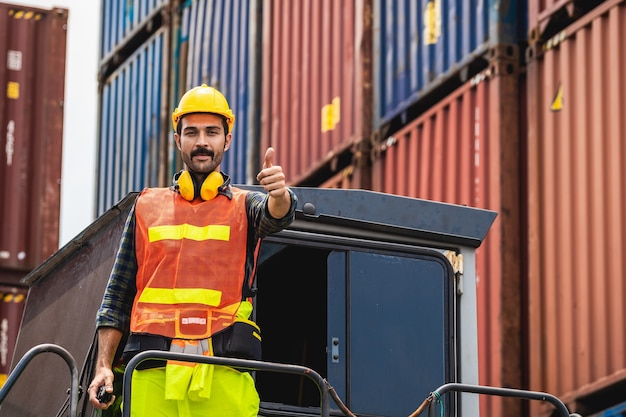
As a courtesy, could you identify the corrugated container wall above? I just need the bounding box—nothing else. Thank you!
[97,27,170,216]
[100,0,169,60]
[373,0,526,128]
[525,1,626,415]
[0,4,67,276]
[180,0,261,184]
[371,55,524,416]
[260,0,373,185]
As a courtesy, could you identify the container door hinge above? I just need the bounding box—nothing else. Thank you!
[331,337,340,363]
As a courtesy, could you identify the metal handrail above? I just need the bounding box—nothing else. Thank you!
[0,343,79,417]
[431,383,580,417]
[123,350,331,417]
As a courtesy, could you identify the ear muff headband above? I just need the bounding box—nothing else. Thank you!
[177,171,224,201]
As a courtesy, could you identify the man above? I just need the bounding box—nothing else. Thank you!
[87,84,296,416]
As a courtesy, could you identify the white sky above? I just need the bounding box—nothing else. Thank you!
[3,0,100,247]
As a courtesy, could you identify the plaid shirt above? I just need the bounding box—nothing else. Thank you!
[95,183,297,333]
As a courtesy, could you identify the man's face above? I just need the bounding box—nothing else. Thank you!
[174,113,231,175]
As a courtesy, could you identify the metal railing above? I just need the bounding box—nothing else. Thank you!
[0,343,79,417]
[123,350,331,417]
[0,345,583,417]
[410,382,581,417]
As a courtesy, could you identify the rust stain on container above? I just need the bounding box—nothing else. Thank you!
[371,60,523,416]
[0,3,68,275]
[260,0,372,185]
[526,0,626,414]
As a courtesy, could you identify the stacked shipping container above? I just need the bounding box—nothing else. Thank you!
[0,2,68,389]
[97,27,170,215]
[100,0,169,61]
[93,1,626,416]
[367,0,626,415]
[260,0,373,186]
[97,0,263,214]
[96,1,171,216]
[96,0,527,204]
[526,0,626,415]
[368,1,526,415]
[373,0,524,127]
[0,3,68,277]
[181,0,261,184]
[368,53,524,416]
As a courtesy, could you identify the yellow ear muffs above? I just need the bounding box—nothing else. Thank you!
[200,171,224,201]
[177,170,224,201]
[177,170,196,201]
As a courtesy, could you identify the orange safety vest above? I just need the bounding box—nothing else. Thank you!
[130,187,251,339]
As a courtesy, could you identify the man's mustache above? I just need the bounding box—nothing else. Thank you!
[191,148,214,158]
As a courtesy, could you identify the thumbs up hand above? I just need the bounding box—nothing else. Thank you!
[257,147,285,196]
[257,147,291,218]
[263,147,274,170]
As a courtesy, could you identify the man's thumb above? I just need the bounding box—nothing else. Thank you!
[263,147,275,169]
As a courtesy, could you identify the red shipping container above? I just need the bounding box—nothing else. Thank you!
[260,0,372,185]
[371,54,524,416]
[0,3,68,275]
[526,0,626,414]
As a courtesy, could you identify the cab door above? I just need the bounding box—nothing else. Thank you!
[327,249,456,417]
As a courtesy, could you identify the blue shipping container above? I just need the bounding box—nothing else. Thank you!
[180,0,260,184]
[374,0,526,126]
[97,28,168,216]
[100,0,169,60]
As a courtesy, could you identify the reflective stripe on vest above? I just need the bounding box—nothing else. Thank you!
[131,187,250,339]
[148,224,230,242]
[138,288,222,306]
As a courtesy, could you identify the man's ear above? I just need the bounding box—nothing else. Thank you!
[174,133,182,151]
[224,133,232,151]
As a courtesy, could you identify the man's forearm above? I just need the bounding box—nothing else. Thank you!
[268,188,293,219]
[96,327,124,369]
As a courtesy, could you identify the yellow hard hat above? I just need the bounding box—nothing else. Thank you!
[171,84,235,132]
